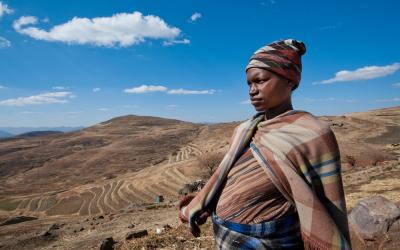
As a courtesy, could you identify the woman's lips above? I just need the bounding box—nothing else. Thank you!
[251,99,263,105]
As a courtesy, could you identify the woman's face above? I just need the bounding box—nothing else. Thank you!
[246,68,294,112]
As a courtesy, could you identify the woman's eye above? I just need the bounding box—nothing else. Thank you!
[257,79,265,84]
[258,78,269,84]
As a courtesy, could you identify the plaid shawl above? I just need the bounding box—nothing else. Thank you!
[182,110,351,250]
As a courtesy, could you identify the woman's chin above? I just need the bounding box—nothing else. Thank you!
[253,106,265,112]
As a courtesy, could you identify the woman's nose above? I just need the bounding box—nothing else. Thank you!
[249,84,258,95]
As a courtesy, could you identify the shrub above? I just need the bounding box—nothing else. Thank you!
[196,152,225,177]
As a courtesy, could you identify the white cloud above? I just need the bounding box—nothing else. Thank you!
[167,88,216,95]
[124,85,168,94]
[315,63,400,84]
[190,12,202,22]
[52,86,65,90]
[0,2,13,17]
[376,97,400,102]
[93,87,101,92]
[65,111,84,114]
[0,36,10,48]
[13,12,188,47]
[97,108,110,111]
[240,100,251,104]
[124,85,217,95]
[166,104,178,110]
[300,97,345,102]
[20,111,43,114]
[392,82,400,88]
[303,97,315,102]
[13,16,37,30]
[0,85,6,89]
[121,104,139,108]
[0,91,73,106]
[163,39,190,46]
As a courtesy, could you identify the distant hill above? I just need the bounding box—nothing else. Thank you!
[0,126,84,135]
[15,131,63,138]
[0,130,13,138]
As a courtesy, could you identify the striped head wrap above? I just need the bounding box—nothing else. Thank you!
[246,39,306,90]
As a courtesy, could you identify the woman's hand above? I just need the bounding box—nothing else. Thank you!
[178,195,195,223]
[178,195,209,237]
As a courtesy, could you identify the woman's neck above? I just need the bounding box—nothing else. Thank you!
[264,102,293,120]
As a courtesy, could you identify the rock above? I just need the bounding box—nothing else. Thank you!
[40,223,63,237]
[125,229,148,240]
[48,223,63,230]
[0,216,37,226]
[80,227,84,231]
[332,122,344,127]
[127,224,135,229]
[178,180,205,195]
[155,224,172,234]
[99,237,115,250]
[349,196,400,240]
[40,230,52,237]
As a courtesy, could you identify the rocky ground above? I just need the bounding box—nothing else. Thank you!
[1,160,399,249]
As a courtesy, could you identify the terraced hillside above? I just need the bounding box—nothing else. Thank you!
[0,121,237,216]
[0,115,201,197]
[0,107,399,217]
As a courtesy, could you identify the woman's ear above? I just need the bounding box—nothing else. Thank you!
[287,80,296,90]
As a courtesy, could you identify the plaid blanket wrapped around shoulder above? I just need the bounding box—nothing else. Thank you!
[182,110,351,250]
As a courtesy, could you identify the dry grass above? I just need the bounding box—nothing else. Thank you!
[343,161,400,210]
[118,221,215,250]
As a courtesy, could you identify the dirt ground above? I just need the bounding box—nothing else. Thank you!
[1,160,399,250]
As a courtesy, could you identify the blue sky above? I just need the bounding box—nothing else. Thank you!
[0,0,399,127]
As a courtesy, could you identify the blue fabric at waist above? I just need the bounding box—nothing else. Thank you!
[211,211,300,238]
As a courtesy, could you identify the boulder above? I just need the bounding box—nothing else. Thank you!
[99,237,115,250]
[349,196,400,240]
[125,229,148,240]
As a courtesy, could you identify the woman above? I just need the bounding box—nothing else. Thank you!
[179,39,351,250]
